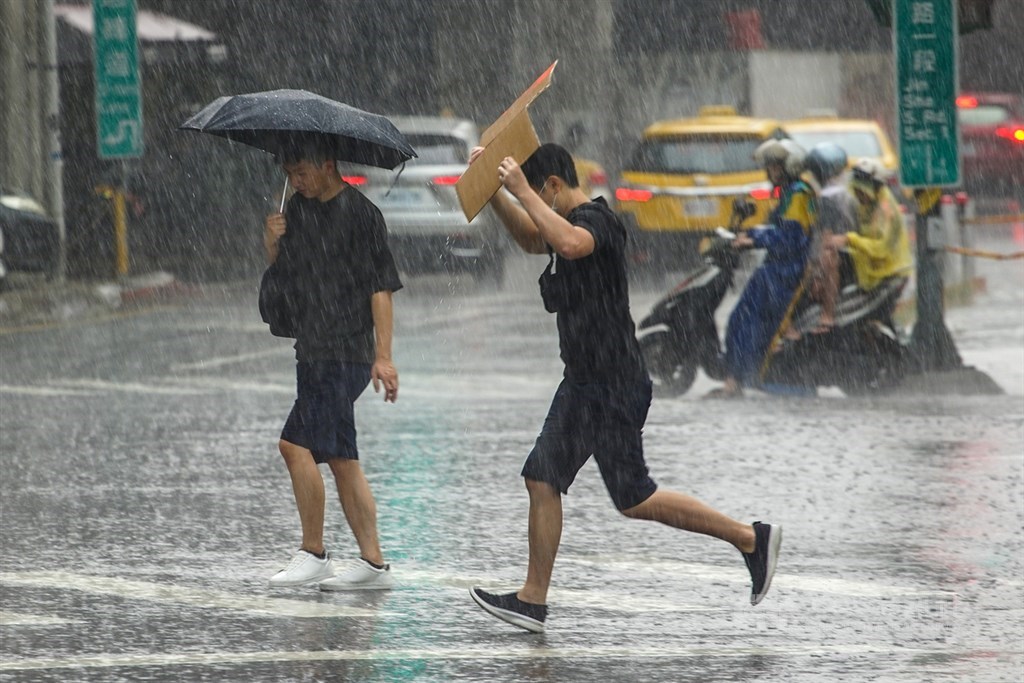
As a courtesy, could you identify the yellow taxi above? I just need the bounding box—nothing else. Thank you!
[780,114,899,177]
[615,105,784,269]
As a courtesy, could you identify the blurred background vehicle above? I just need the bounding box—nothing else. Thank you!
[781,113,898,178]
[614,105,782,275]
[0,188,59,287]
[956,92,1024,203]
[340,116,507,284]
[574,157,612,201]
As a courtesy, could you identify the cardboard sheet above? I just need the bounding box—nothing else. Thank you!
[456,61,557,221]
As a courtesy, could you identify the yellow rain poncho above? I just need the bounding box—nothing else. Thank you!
[846,184,913,291]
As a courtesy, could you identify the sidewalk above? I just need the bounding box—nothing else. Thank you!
[0,271,191,330]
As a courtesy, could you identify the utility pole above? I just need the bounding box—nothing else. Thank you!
[42,0,67,282]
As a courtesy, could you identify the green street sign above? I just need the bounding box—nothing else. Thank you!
[93,0,143,159]
[895,0,960,188]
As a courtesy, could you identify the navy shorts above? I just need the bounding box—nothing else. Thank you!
[280,361,371,464]
[521,378,657,510]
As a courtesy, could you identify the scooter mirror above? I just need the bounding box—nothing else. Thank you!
[732,198,756,222]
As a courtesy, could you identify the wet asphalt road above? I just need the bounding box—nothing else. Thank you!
[1,229,1022,682]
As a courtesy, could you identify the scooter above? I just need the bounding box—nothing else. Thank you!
[636,199,908,397]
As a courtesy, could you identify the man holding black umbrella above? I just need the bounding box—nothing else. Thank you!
[263,144,402,590]
[180,90,415,589]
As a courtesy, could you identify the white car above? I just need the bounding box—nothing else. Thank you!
[342,116,507,283]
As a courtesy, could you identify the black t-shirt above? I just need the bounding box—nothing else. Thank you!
[275,188,402,362]
[548,198,647,384]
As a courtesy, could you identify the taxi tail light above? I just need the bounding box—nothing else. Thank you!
[995,126,1024,144]
[748,186,780,201]
[432,175,461,186]
[615,187,653,203]
[956,95,978,108]
[588,170,608,186]
[342,175,367,186]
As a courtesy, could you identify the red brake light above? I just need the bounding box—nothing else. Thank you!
[615,187,653,202]
[995,127,1024,143]
[748,188,772,201]
[588,170,608,186]
[343,175,366,186]
[956,95,978,109]
[432,175,461,186]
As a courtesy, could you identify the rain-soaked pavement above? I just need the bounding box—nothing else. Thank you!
[1,226,1022,682]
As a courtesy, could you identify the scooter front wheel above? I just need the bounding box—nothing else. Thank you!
[639,330,698,398]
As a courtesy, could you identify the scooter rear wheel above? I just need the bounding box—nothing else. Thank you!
[639,330,698,398]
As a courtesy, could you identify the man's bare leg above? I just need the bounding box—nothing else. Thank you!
[817,242,840,330]
[279,439,326,554]
[622,489,756,553]
[327,458,383,565]
[519,478,563,605]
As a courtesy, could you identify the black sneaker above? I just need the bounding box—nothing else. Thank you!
[742,521,782,606]
[470,587,547,633]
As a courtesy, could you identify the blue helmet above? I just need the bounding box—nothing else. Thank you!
[805,142,848,185]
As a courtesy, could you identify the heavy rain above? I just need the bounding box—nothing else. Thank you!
[1,1,1022,681]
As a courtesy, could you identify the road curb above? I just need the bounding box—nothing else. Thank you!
[0,271,189,330]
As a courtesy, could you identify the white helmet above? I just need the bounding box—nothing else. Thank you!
[753,138,807,178]
[851,157,890,185]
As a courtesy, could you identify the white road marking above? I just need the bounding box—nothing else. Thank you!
[170,348,292,371]
[47,379,208,395]
[164,376,294,393]
[0,572,378,619]
[0,610,78,626]
[0,643,966,672]
[1,376,294,397]
[0,384,98,397]
[558,557,959,599]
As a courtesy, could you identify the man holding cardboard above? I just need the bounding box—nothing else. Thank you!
[466,142,782,633]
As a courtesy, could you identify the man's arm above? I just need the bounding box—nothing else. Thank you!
[488,154,595,260]
[264,212,286,264]
[515,187,594,260]
[487,189,548,254]
[370,290,398,402]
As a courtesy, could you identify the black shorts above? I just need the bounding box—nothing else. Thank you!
[521,378,657,510]
[280,361,371,464]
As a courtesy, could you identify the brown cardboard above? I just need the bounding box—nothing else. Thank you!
[456,61,558,221]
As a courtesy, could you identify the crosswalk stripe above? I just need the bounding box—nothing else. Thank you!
[0,643,951,672]
[0,610,78,626]
[0,572,377,619]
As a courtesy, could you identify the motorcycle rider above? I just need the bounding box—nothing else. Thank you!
[826,158,912,294]
[803,142,858,332]
[708,139,815,398]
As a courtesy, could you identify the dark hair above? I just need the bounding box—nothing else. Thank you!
[520,143,579,190]
[277,139,335,167]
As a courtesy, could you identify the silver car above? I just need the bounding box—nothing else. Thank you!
[344,116,507,283]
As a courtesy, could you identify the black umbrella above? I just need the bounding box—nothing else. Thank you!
[179,89,417,170]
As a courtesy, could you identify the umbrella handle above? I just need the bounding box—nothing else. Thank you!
[279,176,289,213]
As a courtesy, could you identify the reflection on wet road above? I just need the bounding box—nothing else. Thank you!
[1,230,1022,682]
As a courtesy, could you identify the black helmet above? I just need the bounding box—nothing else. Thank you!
[805,142,848,185]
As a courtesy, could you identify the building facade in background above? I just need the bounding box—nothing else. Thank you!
[1,0,1020,279]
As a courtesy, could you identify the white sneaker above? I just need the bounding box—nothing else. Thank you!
[318,558,394,591]
[269,550,333,587]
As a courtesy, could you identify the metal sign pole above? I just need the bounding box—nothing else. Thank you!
[894,0,963,372]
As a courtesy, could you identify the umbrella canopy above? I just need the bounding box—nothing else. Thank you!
[180,89,417,170]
